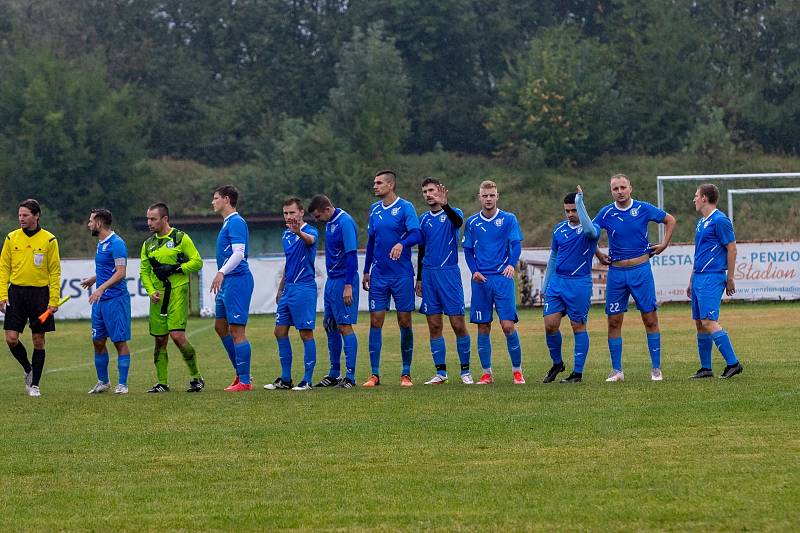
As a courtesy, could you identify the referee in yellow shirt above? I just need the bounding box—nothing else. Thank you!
[0,199,61,397]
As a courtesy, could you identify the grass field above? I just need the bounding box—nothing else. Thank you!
[1,302,798,531]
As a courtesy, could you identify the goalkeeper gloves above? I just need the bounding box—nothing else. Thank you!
[153,263,182,281]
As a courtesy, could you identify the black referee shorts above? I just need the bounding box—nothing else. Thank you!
[3,284,55,334]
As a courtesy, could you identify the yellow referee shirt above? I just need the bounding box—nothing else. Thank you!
[0,227,61,306]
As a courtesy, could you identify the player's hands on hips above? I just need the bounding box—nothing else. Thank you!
[362,272,370,291]
[649,242,668,256]
[150,291,161,304]
[343,284,353,306]
[389,243,403,260]
[210,271,224,294]
[0,300,6,313]
[502,264,515,278]
[726,277,736,296]
[472,272,487,283]
[88,287,105,304]
[596,252,611,266]
[415,280,422,297]
[686,282,692,299]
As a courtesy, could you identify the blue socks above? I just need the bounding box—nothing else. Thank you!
[303,339,316,383]
[545,331,563,365]
[573,331,589,374]
[400,327,413,375]
[94,352,110,383]
[697,333,713,368]
[343,333,357,381]
[117,354,130,386]
[477,333,492,370]
[712,330,738,366]
[368,327,382,376]
[647,332,661,368]
[506,330,522,369]
[234,341,251,384]
[430,336,446,375]
[456,335,471,375]
[326,330,342,378]
[277,337,292,382]
[221,335,237,372]
[608,337,623,371]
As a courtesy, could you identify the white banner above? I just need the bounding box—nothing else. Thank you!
[14,241,799,320]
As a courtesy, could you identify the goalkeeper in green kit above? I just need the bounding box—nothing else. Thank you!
[140,203,205,392]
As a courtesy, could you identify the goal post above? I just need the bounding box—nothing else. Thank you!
[656,173,800,241]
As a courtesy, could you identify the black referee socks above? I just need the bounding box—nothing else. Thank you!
[9,342,32,374]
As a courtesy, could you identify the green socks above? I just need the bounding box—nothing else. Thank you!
[154,347,169,385]
[179,342,201,379]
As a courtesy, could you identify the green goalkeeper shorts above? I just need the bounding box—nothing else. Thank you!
[149,283,190,336]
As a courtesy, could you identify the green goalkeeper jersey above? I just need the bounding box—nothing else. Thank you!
[140,228,203,295]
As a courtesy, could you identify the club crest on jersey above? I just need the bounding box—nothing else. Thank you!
[630,207,639,217]
[439,214,446,223]
[102,242,109,252]
[576,226,583,234]
[391,207,400,216]
[329,223,338,233]
[704,220,710,228]
[494,218,503,227]
[166,240,174,248]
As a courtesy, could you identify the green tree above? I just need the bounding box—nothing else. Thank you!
[327,23,410,163]
[486,26,622,166]
[0,50,146,224]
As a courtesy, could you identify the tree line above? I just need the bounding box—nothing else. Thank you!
[1,0,799,232]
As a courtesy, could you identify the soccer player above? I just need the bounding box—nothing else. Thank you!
[264,198,319,392]
[362,170,421,387]
[462,180,525,385]
[415,178,472,385]
[541,186,600,384]
[0,199,61,397]
[140,203,205,393]
[687,184,743,379]
[81,208,132,395]
[210,185,255,392]
[308,194,359,389]
[594,174,676,382]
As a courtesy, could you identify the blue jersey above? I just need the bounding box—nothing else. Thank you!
[216,212,250,276]
[593,200,666,261]
[325,209,358,279]
[282,223,318,284]
[95,232,127,301]
[462,210,523,275]
[366,197,420,277]
[694,209,735,274]
[419,207,463,269]
[551,220,601,277]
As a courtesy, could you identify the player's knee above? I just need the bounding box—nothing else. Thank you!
[501,323,516,336]
[642,312,659,330]
[397,313,412,329]
[477,323,491,335]
[169,331,186,345]
[299,329,314,341]
[5,331,19,346]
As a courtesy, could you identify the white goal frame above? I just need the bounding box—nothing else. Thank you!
[656,173,800,240]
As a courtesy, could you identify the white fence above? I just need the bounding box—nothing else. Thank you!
[26,241,800,320]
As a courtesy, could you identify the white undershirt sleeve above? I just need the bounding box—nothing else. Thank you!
[218,244,246,275]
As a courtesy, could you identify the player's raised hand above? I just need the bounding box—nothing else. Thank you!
[726,277,736,296]
[576,185,583,195]
[389,243,403,260]
[433,184,448,205]
[287,216,302,234]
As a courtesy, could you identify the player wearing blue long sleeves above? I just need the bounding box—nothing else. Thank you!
[415,178,472,385]
[264,198,319,392]
[308,194,360,389]
[687,184,743,379]
[541,186,600,384]
[462,180,525,385]
[362,170,421,387]
[593,174,676,382]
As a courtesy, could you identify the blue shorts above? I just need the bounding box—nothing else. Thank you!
[91,295,131,343]
[324,276,359,326]
[276,282,317,329]
[544,274,592,323]
[691,272,726,321]
[369,275,415,313]
[605,262,657,315]
[470,274,518,324]
[420,266,465,316]
[215,271,254,325]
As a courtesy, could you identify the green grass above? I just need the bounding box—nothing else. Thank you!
[1,302,799,531]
